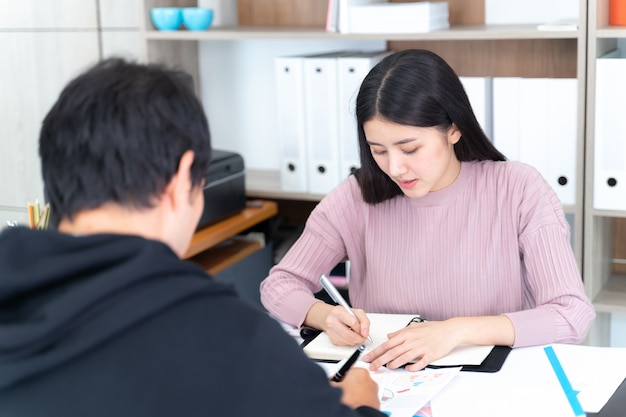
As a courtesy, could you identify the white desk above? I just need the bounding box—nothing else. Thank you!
[279,316,626,417]
[430,344,626,417]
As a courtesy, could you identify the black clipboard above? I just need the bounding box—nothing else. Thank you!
[426,345,511,373]
[300,326,511,373]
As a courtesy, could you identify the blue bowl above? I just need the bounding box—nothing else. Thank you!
[182,8,213,31]
[150,7,182,31]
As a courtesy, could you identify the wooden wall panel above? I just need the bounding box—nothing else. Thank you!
[237,0,484,27]
[237,0,328,26]
[387,39,578,78]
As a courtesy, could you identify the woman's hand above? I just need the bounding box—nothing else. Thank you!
[363,319,461,371]
[363,316,515,371]
[304,302,370,346]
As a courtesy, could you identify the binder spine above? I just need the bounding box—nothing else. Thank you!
[594,55,626,210]
[275,56,308,192]
[304,55,341,195]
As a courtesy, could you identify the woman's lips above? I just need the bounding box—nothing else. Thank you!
[398,179,418,189]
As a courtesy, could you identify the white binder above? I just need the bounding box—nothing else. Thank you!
[460,76,493,141]
[492,77,521,160]
[275,54,308,192]
[519,78,578,206]
[519,78,551,184]
[546,78,577,206]
[337,50,390,180]
[594,51,626,211]
[304,51,355,195]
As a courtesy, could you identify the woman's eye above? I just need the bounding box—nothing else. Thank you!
[371,148,387,156]
[402,148,418,155]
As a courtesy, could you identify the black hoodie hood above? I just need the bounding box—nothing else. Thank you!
[0,227,235,390]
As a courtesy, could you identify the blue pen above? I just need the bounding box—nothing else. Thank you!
[319,274,373,343]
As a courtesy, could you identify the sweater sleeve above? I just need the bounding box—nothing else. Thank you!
[260,177,363,327]
[504,166,595,347]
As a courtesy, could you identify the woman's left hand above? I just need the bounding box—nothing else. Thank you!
[363,315,515,371]
[363,319,462,371]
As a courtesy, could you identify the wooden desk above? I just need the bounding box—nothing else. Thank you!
[183,200,278,275]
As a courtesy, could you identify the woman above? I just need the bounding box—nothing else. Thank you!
[260,49,595,371]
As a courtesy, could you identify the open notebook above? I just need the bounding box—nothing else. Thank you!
[302,313,510,372]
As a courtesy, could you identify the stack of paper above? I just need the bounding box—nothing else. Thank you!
[328,0,388,33]
[348,1,449,34]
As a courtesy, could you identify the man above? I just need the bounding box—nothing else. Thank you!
[0,58,384,417]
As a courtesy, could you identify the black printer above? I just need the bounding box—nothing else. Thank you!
[197,149,246,230]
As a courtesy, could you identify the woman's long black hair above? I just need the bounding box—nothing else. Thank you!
[355,49,506,204]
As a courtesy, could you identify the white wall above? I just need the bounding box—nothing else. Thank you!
[0,0,100,227]
[198,39,385,171]
[0,0,141,228]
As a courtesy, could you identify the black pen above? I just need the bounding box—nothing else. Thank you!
[330,344,366,382]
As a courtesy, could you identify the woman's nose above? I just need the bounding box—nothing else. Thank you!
[387,153,408,177]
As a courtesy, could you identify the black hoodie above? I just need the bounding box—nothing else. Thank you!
[0,227,384,417]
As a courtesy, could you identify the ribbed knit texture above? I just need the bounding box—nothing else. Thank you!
[260,161,595,347]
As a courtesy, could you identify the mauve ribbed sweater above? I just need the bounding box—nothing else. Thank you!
[260,161,595,347]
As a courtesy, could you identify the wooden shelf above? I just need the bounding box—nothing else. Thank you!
[144,24,581,42]
[183,199,277,258]
[245,169,325,202]
[592,210,626,218]
[189,237,262,275]
[596,26,626,38]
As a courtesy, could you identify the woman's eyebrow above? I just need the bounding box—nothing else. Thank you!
[366,138,418,146]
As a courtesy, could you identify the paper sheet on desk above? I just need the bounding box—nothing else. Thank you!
[431,345,579,417]
[303,313,493,366]
[317,361,461,417]
[551,344,626,413]
[430,344,626,416]
[429,344,493,367]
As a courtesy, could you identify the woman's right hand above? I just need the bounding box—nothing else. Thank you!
[305,302,370,346]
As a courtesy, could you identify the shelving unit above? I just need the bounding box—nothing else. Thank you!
[138,0,588,275]
[142,24,581,41]
[179,199,278,306]
[584,0,626,346]
[184,199,277,259]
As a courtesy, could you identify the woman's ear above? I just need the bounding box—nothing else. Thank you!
[447,123,462,145]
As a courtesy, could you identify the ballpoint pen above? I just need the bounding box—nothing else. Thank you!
[330,344,366,382]
[319,274,373,343]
